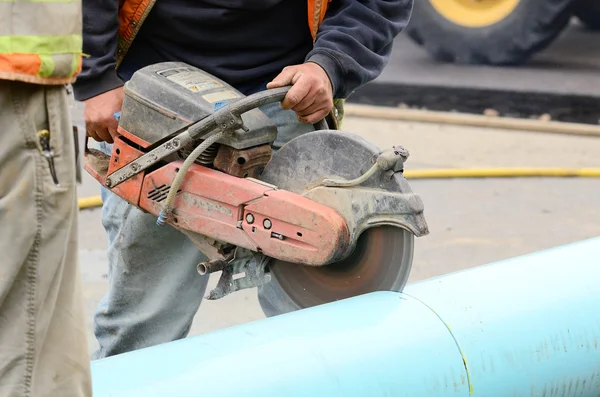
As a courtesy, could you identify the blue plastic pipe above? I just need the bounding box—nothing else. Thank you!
[90,237,600,397]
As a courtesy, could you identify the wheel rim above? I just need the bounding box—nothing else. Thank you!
[428,0,520,28]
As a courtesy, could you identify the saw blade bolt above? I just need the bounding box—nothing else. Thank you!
[263,219,272,229]
[245,213,255,224]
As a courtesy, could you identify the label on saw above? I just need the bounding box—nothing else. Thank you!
[202,90,240,103]
[157,67,224,93]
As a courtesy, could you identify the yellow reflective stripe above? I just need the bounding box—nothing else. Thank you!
[0,35,81,55]
[38,55,54,78]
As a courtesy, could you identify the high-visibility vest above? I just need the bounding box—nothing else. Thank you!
[0,0,83,85]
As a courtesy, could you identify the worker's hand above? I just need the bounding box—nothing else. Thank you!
[83,86,124,144]
[267,62,333,124]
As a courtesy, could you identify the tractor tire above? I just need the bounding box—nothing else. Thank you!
[573,0,600,30]
[406,0,575,65]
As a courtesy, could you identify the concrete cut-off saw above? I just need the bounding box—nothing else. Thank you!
[84,61,429,314]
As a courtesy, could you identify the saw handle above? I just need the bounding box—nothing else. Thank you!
[237,86,292,111]
[187,86,291,141]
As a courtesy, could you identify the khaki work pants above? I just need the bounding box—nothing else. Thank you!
[0,80,91,397]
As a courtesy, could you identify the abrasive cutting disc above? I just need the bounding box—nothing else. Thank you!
[257,130,415,313]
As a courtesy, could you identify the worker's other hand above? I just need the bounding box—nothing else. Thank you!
[267,62,333,124]
[83,86,124,144]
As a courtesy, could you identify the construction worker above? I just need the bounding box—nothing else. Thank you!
[0,1,93,396]
[73,0,414,359]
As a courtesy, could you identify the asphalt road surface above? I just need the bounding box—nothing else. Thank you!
[76,105,600,354]
[376,21,600,96]
[346,23,600,125]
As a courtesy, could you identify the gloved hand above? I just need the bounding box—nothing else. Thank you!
[267,62,334,124]
[82,86,124,143]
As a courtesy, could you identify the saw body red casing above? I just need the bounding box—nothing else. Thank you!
[85,127,351,267]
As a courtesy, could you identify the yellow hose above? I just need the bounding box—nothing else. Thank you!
[78,195,103,210]
[403,167,600,179]
[77,167,600,211]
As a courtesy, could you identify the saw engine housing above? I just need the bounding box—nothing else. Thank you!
[84,61,429,304]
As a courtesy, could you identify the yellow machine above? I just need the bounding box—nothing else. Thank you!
[406,0,598,65]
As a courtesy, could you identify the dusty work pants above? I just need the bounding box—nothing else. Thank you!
[92,102,314,359]
[0,81,92,397]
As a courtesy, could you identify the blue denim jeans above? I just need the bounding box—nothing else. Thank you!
[92,102,314,359]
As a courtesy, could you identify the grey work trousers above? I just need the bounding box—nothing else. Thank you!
[0,80,92,396]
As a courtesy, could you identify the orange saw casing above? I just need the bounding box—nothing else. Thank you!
[86,129,351,267]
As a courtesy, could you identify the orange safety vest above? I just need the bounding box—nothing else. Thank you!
[0,0,83,85]
[115,0,343,127]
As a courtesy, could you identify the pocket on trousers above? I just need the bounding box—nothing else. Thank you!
[37,86,75,190]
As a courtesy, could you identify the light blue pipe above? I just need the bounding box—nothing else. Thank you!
[90,237,600,397]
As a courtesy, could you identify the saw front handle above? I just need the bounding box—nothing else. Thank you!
[102,85,293,189]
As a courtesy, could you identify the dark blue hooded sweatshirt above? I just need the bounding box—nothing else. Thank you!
[72,0,413,100]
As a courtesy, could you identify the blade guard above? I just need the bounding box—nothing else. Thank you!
[259,130,429,260]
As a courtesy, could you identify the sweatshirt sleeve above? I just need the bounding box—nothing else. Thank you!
[305,0,413,99]
[72,0,123,102]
